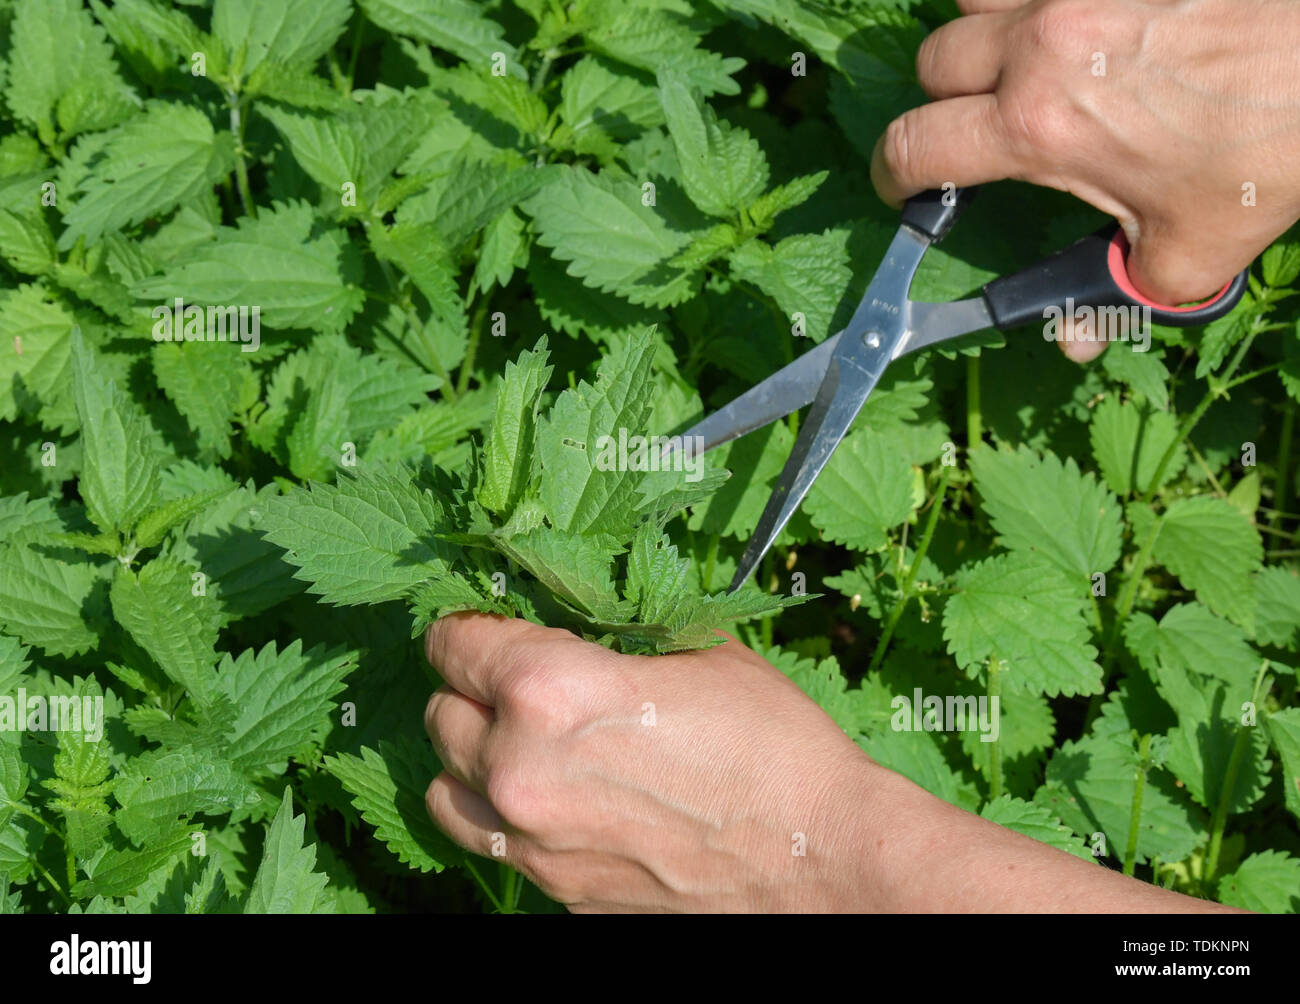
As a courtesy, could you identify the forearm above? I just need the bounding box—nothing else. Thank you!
[840,757,1241,913]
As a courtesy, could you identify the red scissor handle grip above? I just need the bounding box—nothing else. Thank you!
[1105,230,1239,315]
[982,223,1250,330]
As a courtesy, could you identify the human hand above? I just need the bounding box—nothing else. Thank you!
[422,613,1238,913]
[871,0,1300,361]
[422,612,885,912]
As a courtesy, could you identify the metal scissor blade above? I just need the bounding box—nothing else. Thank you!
[728,223,931,592]
[727,337,895,592]
[901,297,994,356]
[669,332,842,454]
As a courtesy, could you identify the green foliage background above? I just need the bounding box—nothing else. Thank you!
[0,0,1298,914]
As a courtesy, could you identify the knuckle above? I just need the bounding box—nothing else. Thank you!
[1024,1,1095,58]
[499,649,599,733]
[484,764,545,831]
[525,854,583,906]
[1000,91,1079,156]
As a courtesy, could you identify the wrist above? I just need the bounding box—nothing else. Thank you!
[793,751,931,912]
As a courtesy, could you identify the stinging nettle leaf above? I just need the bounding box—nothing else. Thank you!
[479,338,552,517]
[243,787,334,914]
[260,469,454,607]
[59,103,232,250]
[70,329,163,535]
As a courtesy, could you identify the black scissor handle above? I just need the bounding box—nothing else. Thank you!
[982,224,1249,329]
[901,186,980,242]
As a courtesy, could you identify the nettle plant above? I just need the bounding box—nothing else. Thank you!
[0,0,1297,915]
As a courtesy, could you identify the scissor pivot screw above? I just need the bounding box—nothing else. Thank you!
[863,330,882,349]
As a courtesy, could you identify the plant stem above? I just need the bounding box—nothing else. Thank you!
[33,858,71,907]
[1123,733,1152,876]
[1205,661,1270,890]
[462,857,505,913]
[345,18,365,95]
[986,654,1002,800]
[1085,512,1164,729]
[1140,321,1263,505]
[868,465,950,674]
[227,91,257,220]
[532,49,557,93]
[499,862,519,915]
[377,260,458,399]
[702,533,719,593]
[965,354,982,448]
[457,295,490,397]
[1273,401,1296,533]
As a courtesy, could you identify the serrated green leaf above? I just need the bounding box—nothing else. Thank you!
[480,338,552,516]
[536,331,658,533]
[0,284,76,430]
[1089,395,1185,496]
[523,169,694,308]
[115,747,259,846]
[260,469,453,606]
[6,0,134,145]
[944,553,1102,698]
[728,230,851,343]
[1217,850,1300,913]
[1123,603,1260,690]
[1267,708,1300,825]
[325,739,461,873]
[243,787,333,913]
[970,443,1122,586]
[71,329,163,534]
[74,827,193,899]
[1151,497,1262,631]
[213,0,351,77]
[1036,730,1202,866]
[60,103,231,249]
[1255,566,1300,650]
[358,0,522,77]
[43,726,114,861]
[979,794,1095,862]
[132,201,364,334]
[216,640,357,771]
[658,69,767,218]
[109,557,221,702]
[1101,345,1169,411]
[803,427,914,553]
[0,543,105,657]
[133,486,236,551]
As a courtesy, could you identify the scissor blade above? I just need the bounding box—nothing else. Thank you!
[669,332,842,454]
[728,224,931,592]
[728,335,897,592]
[902,297,995,356]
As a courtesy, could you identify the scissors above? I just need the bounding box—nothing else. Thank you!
[667,186,1249,593]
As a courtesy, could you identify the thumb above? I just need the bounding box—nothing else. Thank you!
[1123,223,1238,307]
